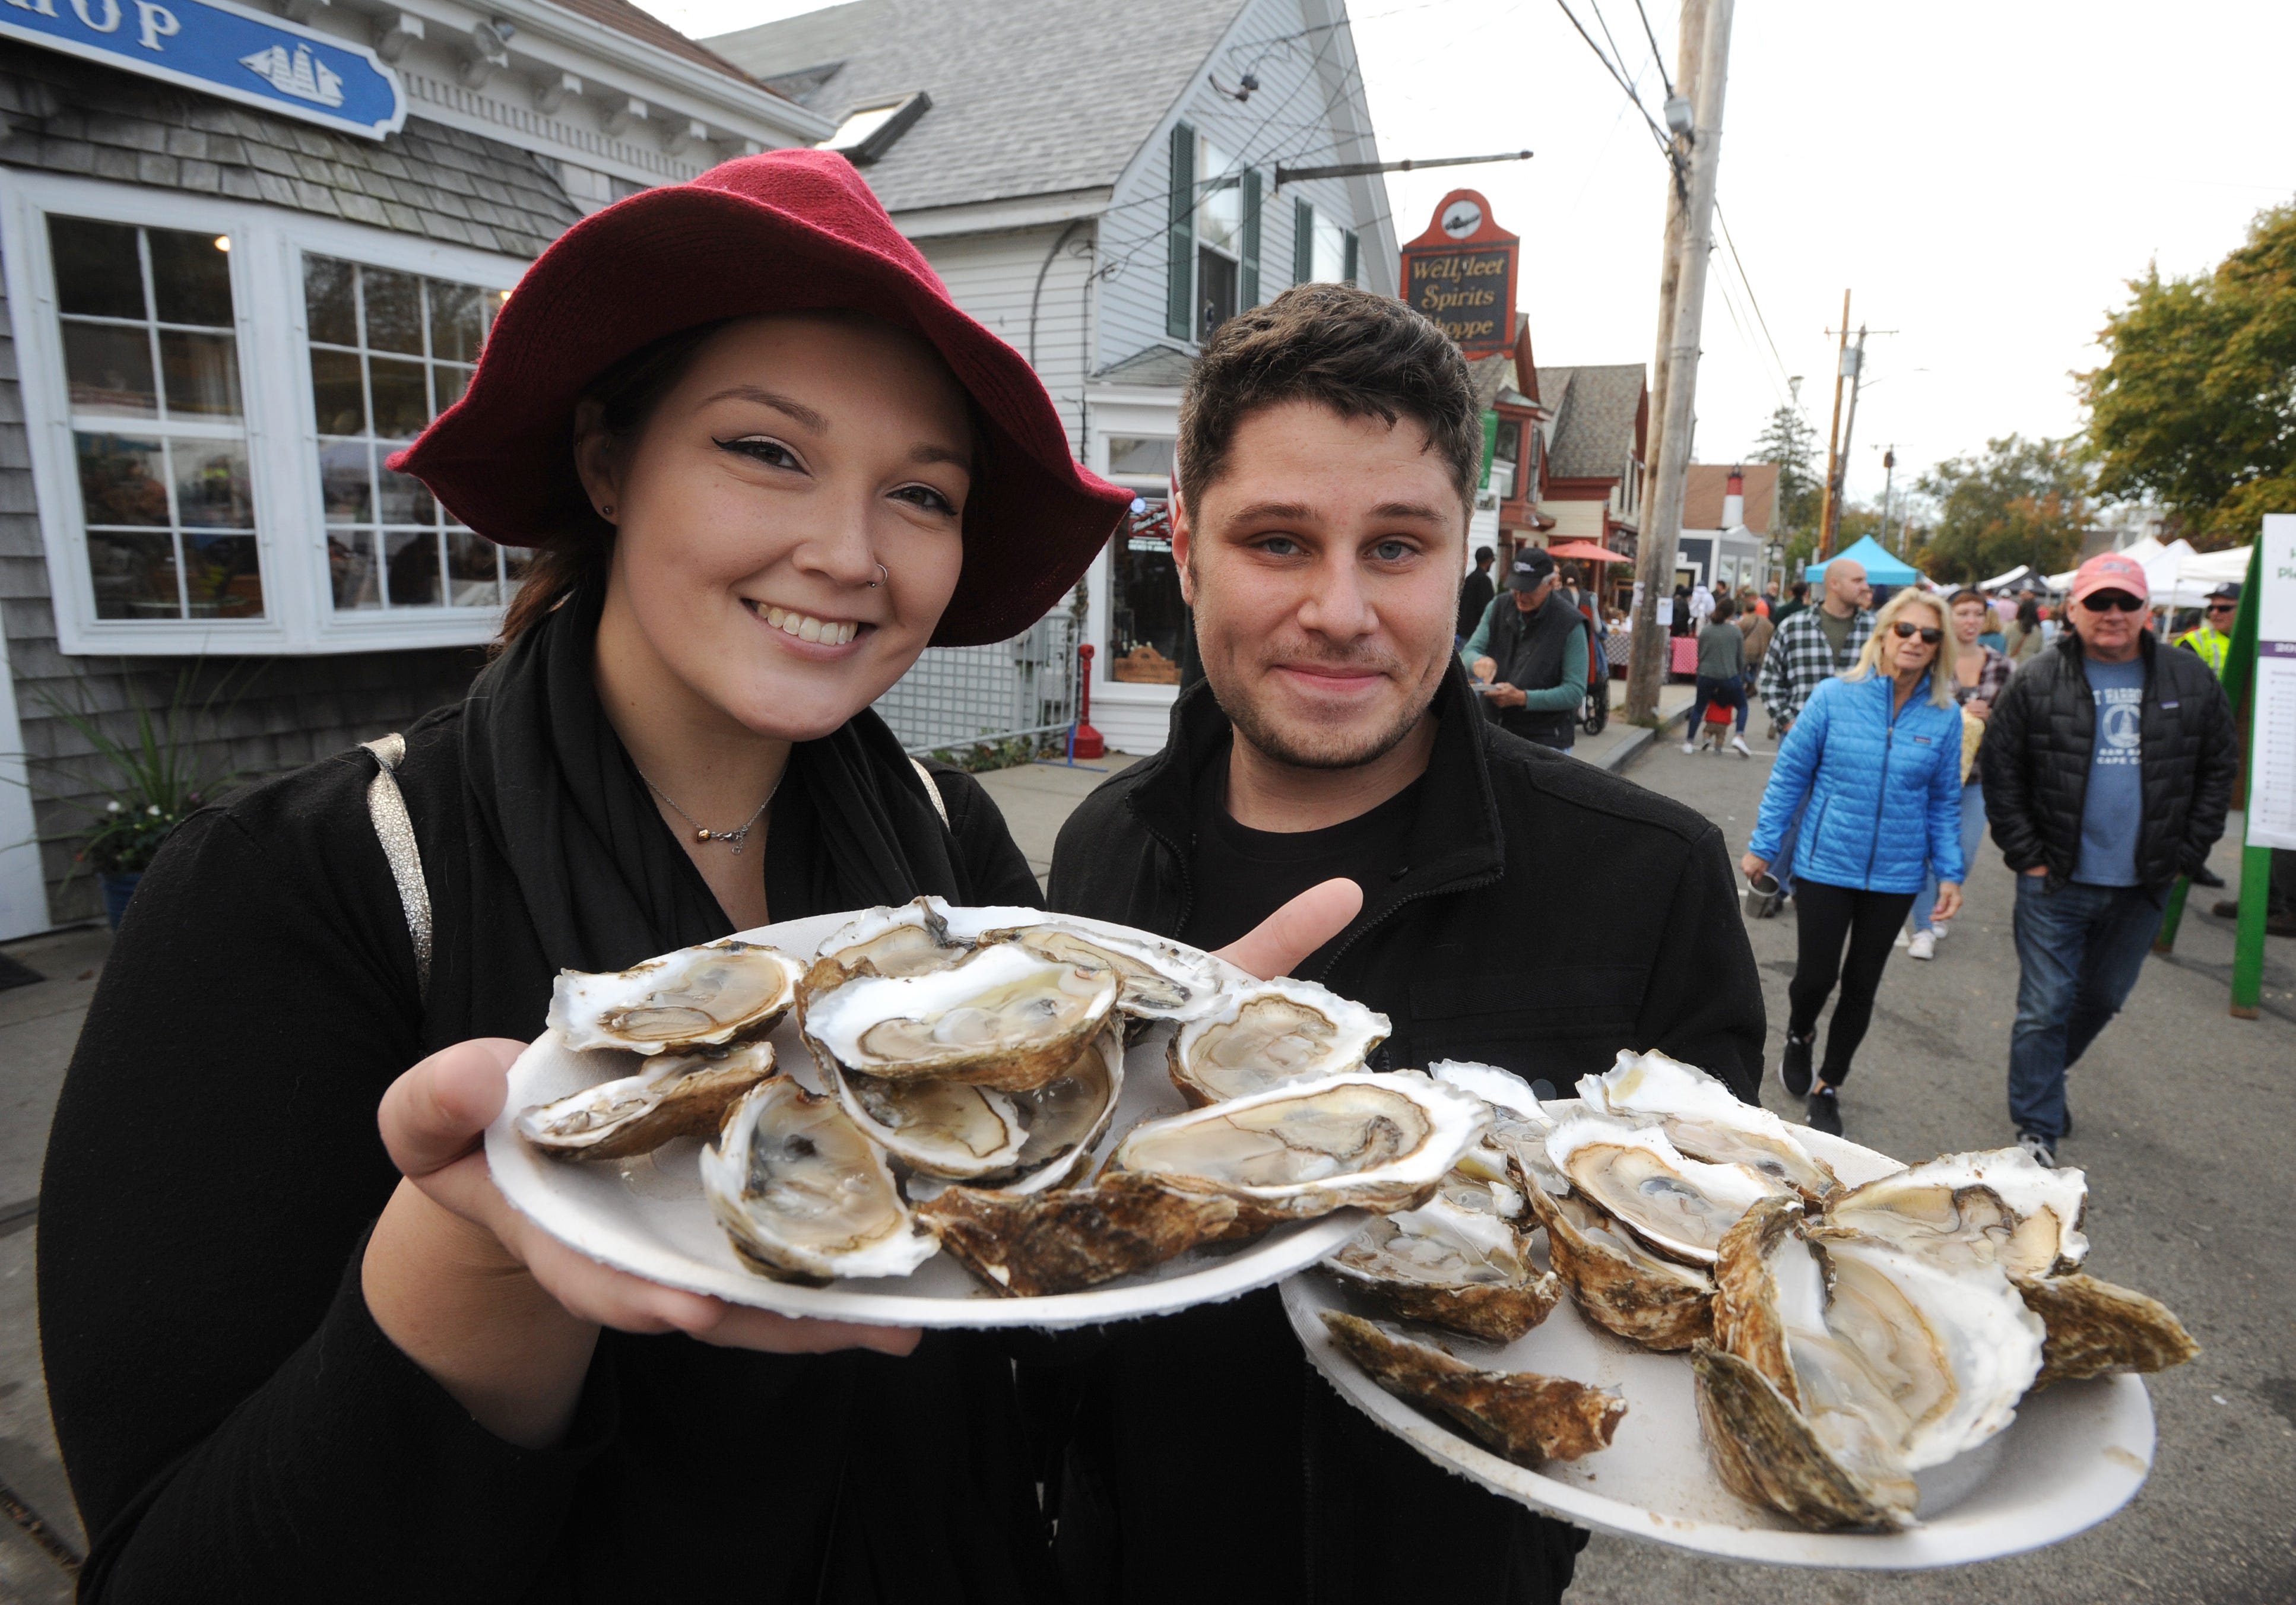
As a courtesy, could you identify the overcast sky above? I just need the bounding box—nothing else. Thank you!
[642,0,2295,510]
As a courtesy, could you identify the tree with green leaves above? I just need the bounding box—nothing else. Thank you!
[1752,403,1822,544]
[1911,435,2090,583]
[2081,201,2296,548]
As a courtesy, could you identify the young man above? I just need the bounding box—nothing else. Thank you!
[1043,284,1762,1603]
[1456,543,1496,641]
[1982,553,2239,1163]
[1461,545,1591,751]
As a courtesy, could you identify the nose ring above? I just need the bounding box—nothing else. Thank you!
[868,562,887,589]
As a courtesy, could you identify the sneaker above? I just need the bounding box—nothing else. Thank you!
[1892,925,1910,949]
[1780,1032,1815,1096]
[1930,921,1949,941]
[1680,741,1699,754]
[1806,1087,1843,1136]
[1731,735,1752,757]
[2017,1130,2057,1168]
[2192,864,2225,888]
[1908,929,1936,960]
[2212,899,2240,919]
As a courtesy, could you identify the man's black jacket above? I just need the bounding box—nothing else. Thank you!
[1980,628,2238,897]
[1036,662,1764,1605]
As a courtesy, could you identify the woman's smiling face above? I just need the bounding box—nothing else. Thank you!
[581,313,972,741]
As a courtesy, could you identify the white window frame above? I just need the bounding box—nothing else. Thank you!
[1,168,530,655]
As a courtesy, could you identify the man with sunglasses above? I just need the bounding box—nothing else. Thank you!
[2176,582,2240,678]
[1981,553,2238,1166]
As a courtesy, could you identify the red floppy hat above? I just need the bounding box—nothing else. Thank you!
[392,149,1129,646]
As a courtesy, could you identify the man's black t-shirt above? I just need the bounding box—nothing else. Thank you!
[1178,741,1423,976]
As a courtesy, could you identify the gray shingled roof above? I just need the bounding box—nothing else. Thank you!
[706,0,1247,214]
[0,51,582,258]
[1540,363,1644,481]
[1096,345,1197,387]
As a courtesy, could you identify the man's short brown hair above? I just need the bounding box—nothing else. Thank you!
[1176,283,1481,522]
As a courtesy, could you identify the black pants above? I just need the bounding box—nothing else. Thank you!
[1787,879,1916,1085]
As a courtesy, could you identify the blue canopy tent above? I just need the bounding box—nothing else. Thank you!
[1806,534,1919,586]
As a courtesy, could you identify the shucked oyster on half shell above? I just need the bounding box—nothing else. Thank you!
[1578,1049,1840,1201]
[698,1077,939,1285]
[1545,1112,1793,1265]
[801,940,1120,1094]
[1106,1070,1488,1227]
[984,1022,1125,1195]
[1522,1168,1715,1351]
[812,896,988,979]
[1320,1311,1626,1470]
[982,921,1227,1024]
[1324,1174,1561,1344]
[517,1041,777,1161]
[1433,1060,1566,1197]
[548,939,804,1055]
[1824,1147,2090,1278]
[1165,978,1390,1106]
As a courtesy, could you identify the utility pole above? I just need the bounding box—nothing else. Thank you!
[1625,0,1733,725]
[1816,293,1850,560]
[1640,0,1705,507]
[1829,326,1867,549]
[1878,446,1896,554]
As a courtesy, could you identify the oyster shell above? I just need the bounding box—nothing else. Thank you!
[1824,1147,2089,1277]
[1435,1061,1567,1198]
[1521,1171,1714,1350]
[826,1065,1027,1181]
[985,1023,1125,1195]
[801,939,1120,1093]
[812,896,985,978]
[1165,978,1389,1106]
[515,1041,776,1161]
[916,1172,1241,1297]
[1545,1113,1792,1265]
[1320,1312,1626,1468]
[548,939,802,1055]
[982,920,1226,1023]
[698,1078,939,1284]
[2013,1271,2200,1388]
[1578,1049,1839,1200]
[1106,1071,1489,1226]
[1325,1179,1561,1343]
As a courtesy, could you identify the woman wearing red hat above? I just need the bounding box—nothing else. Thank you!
[36,152,1176,1602]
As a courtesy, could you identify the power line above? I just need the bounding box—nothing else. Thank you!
[1713,200,1790,391]
[1552,0,1675,159]
[1630,0,1675,99]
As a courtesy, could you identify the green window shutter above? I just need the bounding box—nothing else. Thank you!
[1166,123,1195,340]
[1240,167,1262,307]
[1293,198,1314,284]
[1343,229,1359,285]
[1480,410,1499,489]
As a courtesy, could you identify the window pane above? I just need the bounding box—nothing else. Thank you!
[158,330,242,418]
[329,528,381,609]
[363,268,423,354]
[62,322,157,417]
[1313,216,1347,284]
[173,438,253,529]
[433,363,471,414]
[502,543,532,600]
[75,432,171,526]
[428,281,484,363]
[183,534,263,618]
[1108,501,1184,683]
[310,348,367,434]
[1197,249,1237,341]
[88,529,180,618]
[384,528,442,606]
[369,357,429,436]
[1108,437,1176,478]
[1198,137,1241,255]
[446,530,499,607]
[147,228,234,327]
[304,254,358,346]
[378,464,434,526]
[49,217,145,319]
[318,439,373,521]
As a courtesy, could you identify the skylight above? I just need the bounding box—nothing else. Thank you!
[819,91,930,164]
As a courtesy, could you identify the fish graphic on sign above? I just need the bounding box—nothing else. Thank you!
[240,43,345,107]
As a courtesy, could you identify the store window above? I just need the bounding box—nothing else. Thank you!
[51,216,262,621]
[1105,436,1184,684]
[305,254,522,610]
[1491,418,1521,499]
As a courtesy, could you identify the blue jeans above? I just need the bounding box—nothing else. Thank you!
[1689,675,1746,737]
[2008,878,2164,1141]
[1911,781,1987,932]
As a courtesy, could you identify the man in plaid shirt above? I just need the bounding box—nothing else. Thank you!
[1752,557,1873,897]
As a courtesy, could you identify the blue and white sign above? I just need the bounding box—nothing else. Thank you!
[0,0,405,140]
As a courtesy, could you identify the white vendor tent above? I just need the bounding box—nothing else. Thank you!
[2045,538,2253,608]
[1978,563,2030,589]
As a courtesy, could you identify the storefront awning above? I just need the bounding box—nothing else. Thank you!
[1547,540,1631,563]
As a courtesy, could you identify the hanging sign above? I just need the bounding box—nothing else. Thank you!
[1398,188,1518,356]
[0,0,405,141]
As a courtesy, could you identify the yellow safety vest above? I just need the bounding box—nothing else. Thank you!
[2176,627,2231,679]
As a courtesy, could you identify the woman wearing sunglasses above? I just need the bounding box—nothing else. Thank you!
[1742,588,1967,1134]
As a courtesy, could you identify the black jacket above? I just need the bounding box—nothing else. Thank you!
[1980,629,2238,897]
[1457,567,1496,639]
[1037,663,1762,1605]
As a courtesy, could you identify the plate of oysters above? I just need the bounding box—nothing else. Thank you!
[488,897,1492,1328]
[1284,1053,2197,1566]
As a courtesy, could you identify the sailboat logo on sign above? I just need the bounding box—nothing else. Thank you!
[240,43,344,107]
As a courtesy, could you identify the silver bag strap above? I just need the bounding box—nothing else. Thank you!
[909,756,950,828]
[361,733,433,997]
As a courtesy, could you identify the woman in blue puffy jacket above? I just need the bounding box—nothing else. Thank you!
[1742,588,1967,1135]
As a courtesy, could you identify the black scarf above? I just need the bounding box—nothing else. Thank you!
[458,585,965,973]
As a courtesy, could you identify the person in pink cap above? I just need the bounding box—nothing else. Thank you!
[1980,551,2238,1166]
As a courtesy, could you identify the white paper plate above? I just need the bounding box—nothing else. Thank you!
[1284,1113,2156,1567]
[486,909,1364,1328]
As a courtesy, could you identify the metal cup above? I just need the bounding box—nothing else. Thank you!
[1742,871,1782,919]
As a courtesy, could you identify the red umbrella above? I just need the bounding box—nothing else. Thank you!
[1546,539,1631,562]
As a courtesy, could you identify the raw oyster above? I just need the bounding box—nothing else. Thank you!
[917,1172,1240,1297]
[1578,1049,1839,1200]
[1824,1147,2089,1277]
[982,920,1226,1023]
[812,896,984,978]
[549,939,802,1054]
[698,1077,938,1284]
[985,1023,1125,1195]
[826,1064,1026,1181]
[516,1041,776,1160]
[1321,1312,1626,1469]
[1106,1071,1488,1227]
[1696,1195,2044,1531]
[1545,1113,1791,1265]
[1165,978,1389,1106]
[2013,1271,2200,1388]
[801,939,1120,1093]
[1325,1178,1561,1343]
[1435,1061,1566,1197]
[1521,1171,1714,1350]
